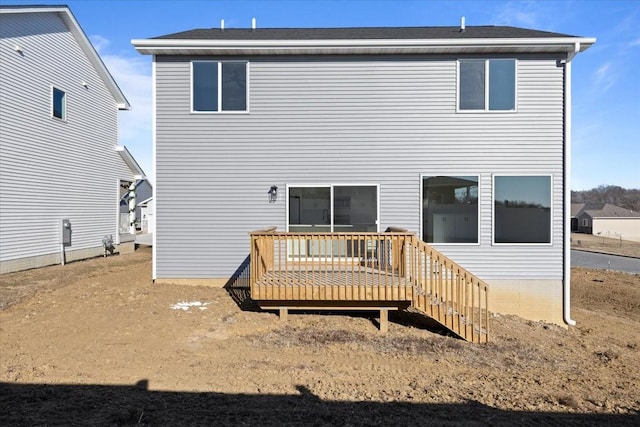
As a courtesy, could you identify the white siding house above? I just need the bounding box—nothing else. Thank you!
[133,25,594,326]
[0,5,144,274]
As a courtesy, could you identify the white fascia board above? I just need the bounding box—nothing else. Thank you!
[132,36,596,56]
[57,8,131,110]
[116,146,146,178]
[2,6,131,110]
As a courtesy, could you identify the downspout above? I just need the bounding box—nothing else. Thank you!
[563,42,580,326]
[152,56,157,282]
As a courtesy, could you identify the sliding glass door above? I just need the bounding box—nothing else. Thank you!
[288,186,331,233]
[288,185,378,257]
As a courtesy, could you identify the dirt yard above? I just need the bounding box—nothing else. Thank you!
[1,246,638,425]
[572,232,640,258]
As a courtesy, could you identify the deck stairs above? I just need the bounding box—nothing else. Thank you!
[249,229,490,343]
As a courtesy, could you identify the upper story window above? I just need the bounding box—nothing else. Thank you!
[459,59,516,111]
[52,87,66,120]
[192,61,247,112]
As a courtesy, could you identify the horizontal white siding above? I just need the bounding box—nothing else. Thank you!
[0,12,135,268]
[154,54,565,280]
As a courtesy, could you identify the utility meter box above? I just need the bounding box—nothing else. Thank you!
[62,219,72,247]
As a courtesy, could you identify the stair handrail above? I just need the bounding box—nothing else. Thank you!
[407,236,490,343]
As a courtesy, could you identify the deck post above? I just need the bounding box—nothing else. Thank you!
[279,307,288,322]
[379,308,389,333]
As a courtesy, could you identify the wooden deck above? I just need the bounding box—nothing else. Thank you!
[254,268,412,301]
[250,229,490,343]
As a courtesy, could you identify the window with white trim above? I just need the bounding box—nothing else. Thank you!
[192,61,247,112]
[582,218,588,227]
[494,175,551,244]
[459,59,516,111]
[422,176,479,244]
[52,87,66,120]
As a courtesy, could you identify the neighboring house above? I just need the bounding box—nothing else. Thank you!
[137,196,154,234]
[132,23,595,327]
[574,203,640,242]
[0,5,145,274]
[570,203,585,232]
[119,178,153,230]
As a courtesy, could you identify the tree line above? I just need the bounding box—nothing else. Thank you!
[572,185,640,212]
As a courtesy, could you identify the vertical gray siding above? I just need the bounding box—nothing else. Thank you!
[0,12,135,270]
[154,54,565,280]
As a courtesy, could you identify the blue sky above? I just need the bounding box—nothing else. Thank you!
[8,0,639,189]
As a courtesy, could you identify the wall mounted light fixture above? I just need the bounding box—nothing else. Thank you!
[268,185,278,203]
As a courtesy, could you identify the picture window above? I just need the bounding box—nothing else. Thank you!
[422,176,479,244]
[494,175,551,244]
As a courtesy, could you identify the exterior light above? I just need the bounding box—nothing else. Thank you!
[268,185,278,203]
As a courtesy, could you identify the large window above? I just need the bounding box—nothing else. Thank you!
[192,61,247,112]
[494,175,551,244]
[52,87,66,120]
[422,176,478,244]
[459,59,516,111]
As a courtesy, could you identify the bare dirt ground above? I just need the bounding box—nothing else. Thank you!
[1,246,639,425]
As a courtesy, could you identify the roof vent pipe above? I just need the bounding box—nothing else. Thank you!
[252,17,256,30]
[460,16,466,32]
[221,19,225,30]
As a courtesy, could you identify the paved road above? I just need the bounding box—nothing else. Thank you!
[571,250,640,274]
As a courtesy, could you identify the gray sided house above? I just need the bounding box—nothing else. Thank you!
[0,5,144,274]
[133,24,595,326]
[119,178,153,230]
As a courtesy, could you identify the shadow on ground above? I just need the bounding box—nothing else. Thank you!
[1,381,636,426]
[223,255,459,339]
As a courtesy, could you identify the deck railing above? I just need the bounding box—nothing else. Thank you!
[249,229,489,342]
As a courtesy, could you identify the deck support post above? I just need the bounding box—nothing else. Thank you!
[379,308,389,333]
[279,307,288,322]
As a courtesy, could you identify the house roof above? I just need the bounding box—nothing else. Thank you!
[132,25,595,56]
[153,26,577,40]
[116,146,146,179]
[571,203,586,217]
[579,203,640,219]
[1,5,130,110]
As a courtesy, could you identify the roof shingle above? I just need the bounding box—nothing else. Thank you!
[153,26,578,41]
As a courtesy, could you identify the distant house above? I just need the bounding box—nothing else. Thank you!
[574,203,640,242]
[119,178,153,230]
[133,23,595,329]
[0,5,145,274]
[570,203,585,232]
[137,196,154,234]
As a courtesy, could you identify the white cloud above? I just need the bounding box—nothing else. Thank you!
[592,62,615,94]
[494,1,539,28]
[101,52,154,182]
[90,35,110,54]
[89,34,153,181]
